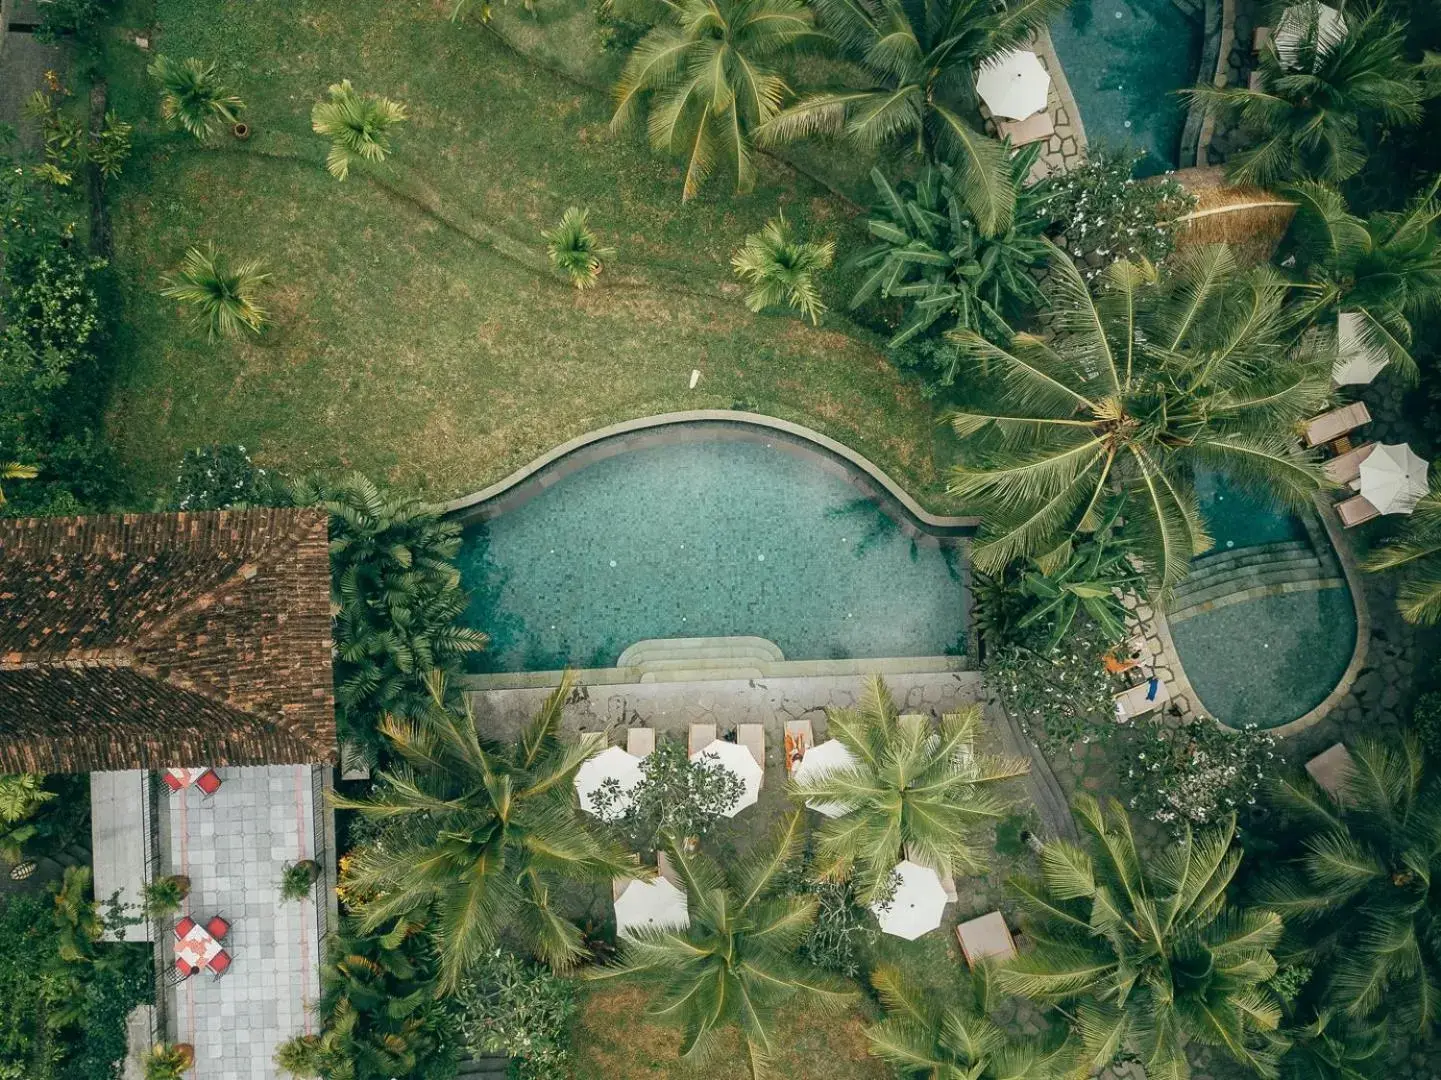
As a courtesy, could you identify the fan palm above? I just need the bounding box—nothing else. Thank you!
[311,80,407,181]
[1363,478,1441,624]
[1180,2,1440,186]
[1283,178,1441,383]
[542,206,615,289]
[0,461,38,506]
[788,675,1028,905]
[610,0,817,200]
[147,55,244,143]
[334,672,638,988]
[756,0,1067,233]
[1278,1007,1387,1080]
[999,795,1286,1080]
[865,963,1072,1078]
[731,213,835,324]
[159,243,270,341]
[945,243,1334,590]
[591,813,855,1076]
[1255,738,1441,1036]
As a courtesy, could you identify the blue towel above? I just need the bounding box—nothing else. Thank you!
[1146,678,1160,702]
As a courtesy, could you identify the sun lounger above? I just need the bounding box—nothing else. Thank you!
[737,724,765,786]
[784,719,813,774]
[657,849,681,887]
[1305,743,1355,801]
[1324,441,1377,487]
[997,111,1054,147]
[955,911,1017,967]
[626,726,655,760]
[1337,494,1380,528]
[1253,25,1272,51]
[1113,677,1169,721]
[688,724,717,756]
[1304,402,1372,448]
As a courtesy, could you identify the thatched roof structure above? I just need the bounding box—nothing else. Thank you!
[1167,166,1298,266]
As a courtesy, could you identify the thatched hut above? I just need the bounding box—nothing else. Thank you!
[1166,166,1298,266]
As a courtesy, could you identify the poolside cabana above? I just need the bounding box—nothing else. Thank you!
[1169,167,1298,267]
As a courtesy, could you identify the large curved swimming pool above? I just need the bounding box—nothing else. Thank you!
[453,430,968,673]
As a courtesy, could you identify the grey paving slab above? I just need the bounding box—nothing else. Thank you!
[91,770,151,943]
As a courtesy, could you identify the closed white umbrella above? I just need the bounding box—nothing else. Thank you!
[1332,311,1390,386]
[870,860,949,940]
[1360,443,1430,515]
[792,739,858,819]
[975,50,1051,121]
[691,739,762,818]
[575,745,645,821]
[614,876,689,939]
[1275,2,1346,71]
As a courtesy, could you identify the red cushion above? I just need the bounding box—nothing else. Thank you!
[174,916,196,939]
[208,950,231,974]
[206,916,230,940]
[162,772,185,791]
[176,958,194,976]
[195,770,222,795]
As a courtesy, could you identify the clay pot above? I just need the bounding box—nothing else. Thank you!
[232,122,251,141]
[175,1044,195,1069]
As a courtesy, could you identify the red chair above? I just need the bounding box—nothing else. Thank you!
[195,769,222,795]
[206,915,230,940]
[175,958,195,979]
[161,771,186,792]
[174,916,196,939]
[208,949,232,976]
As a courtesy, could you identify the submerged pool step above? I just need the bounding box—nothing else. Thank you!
[1171,560,1325,614]
[1164,538,1350,624]
[1172,544,1318,604]
[618,636,786,683]
[1167,576,1347,624]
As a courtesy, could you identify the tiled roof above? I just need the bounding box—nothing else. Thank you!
[0,509,335,771]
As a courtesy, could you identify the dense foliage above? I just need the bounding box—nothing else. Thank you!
[591,736,744,853]
[455,950,578,1079]
[985,619,1119,755]
[169,443,270,510]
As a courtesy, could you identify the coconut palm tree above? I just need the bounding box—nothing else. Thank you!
[334,671,638,988]
[1181,2,1440,186]
[311,80,407,181]
[159,243,270,341]
[147,55,245,143]
[865,964,1073,1078]
[999,795,1286,1080]
[755,0,1067,233]
[1363,478,1441,624]
[609,0,817,201]
[731,213,835,324]
[542,207,615,289]
[788,675,1028,905]
[945,243,1334,589]
[1255,738,1441,1037]
[0,460,38,506]
[591,813,855,1076]
[1282,178,1441,383]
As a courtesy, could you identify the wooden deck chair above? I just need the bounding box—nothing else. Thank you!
[688,724,717,756]
[736,724,765,786]
[1113,678,1169,721]
[1303,402,1372,448]
[1305,743,1355,802]
[625,726,655,760]
[955,911,1018,968]
[784,719,813,774]
[1323,441,1377,487]
[1337,494,1380,528]
[997,111,1054,147]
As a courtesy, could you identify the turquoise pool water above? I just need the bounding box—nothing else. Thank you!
[1047,0,1203,172]
[1193,467,1307,552]
[455,436,967,673]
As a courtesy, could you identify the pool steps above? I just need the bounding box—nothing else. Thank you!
[1166,540,1344,624]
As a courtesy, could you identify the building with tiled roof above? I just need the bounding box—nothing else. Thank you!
[0,508,335,772]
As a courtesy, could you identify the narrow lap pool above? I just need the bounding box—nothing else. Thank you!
[454,430,968,673]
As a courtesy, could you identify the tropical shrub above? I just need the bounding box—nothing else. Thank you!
[986,618,1119,755]
[33,0,114,60]
[851,149,1048,349]
[455,950,578,1080]
[947,245,1332,589]
[0,773,53,866]
[542,207,614,290]
[609,0,815,200]
[278,861,319,903]
[25,87,133,185]
[141,1044,192,1080]
[731,213,834,324]
[1001,796,1285,1078]
[159,243,270,341]
[1363,477,1441,624]
[593,0,649,51]
[311,80,407,181]
[590,736,744,853]
[795,878,875,979]
[87,114,133,180]
[1412,691,1441,758]
[170,444,270,511]
[147,56,244,144]
[142,874,190,918]
[1034,150,1194,282]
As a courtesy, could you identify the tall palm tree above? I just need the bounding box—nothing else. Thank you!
[334,672,638,989]
[0,460,38,506]
[159,243,270,341]
[756,0,1067,233]
[1181,2,1439,186]
[1363,478,1441,624]
[591,813,855,1076]
[610,0,818,200]
[945,244,1334,589]
[311,80,407,181]
[1283,178,1441,383]
[1255,738,1441,1036]
[865,964,1072,1078]
[788,675,1028,905]
[999,795,1286,1080]
[731,212,835,324]
[147,55,245,143]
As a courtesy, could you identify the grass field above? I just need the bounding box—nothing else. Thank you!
[98,0,958,507]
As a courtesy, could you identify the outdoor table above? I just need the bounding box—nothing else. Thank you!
[175,918,227,976]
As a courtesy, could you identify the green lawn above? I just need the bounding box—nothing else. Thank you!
[99,0,958,507]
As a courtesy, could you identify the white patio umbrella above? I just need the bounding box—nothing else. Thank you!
[574,745,645,821]
[870,860,950,940]
[614,876,689,939]
[975,50,1051,121]
[791,739,858,819]
[1275,1,1346,71]
[691,739,762,818]
[1332,311,1390,386]
[1360,442,1430,515]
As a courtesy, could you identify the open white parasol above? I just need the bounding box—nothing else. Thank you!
[1332,311,1390,386]
[975,50,1051,121]
[574,745,645,821]
[614,876,689,939]
[869,860,950,940]
[791,739,858,819]
[690,739,762,818]
[1359,443,1430,515]
[1275,2,1346,71]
